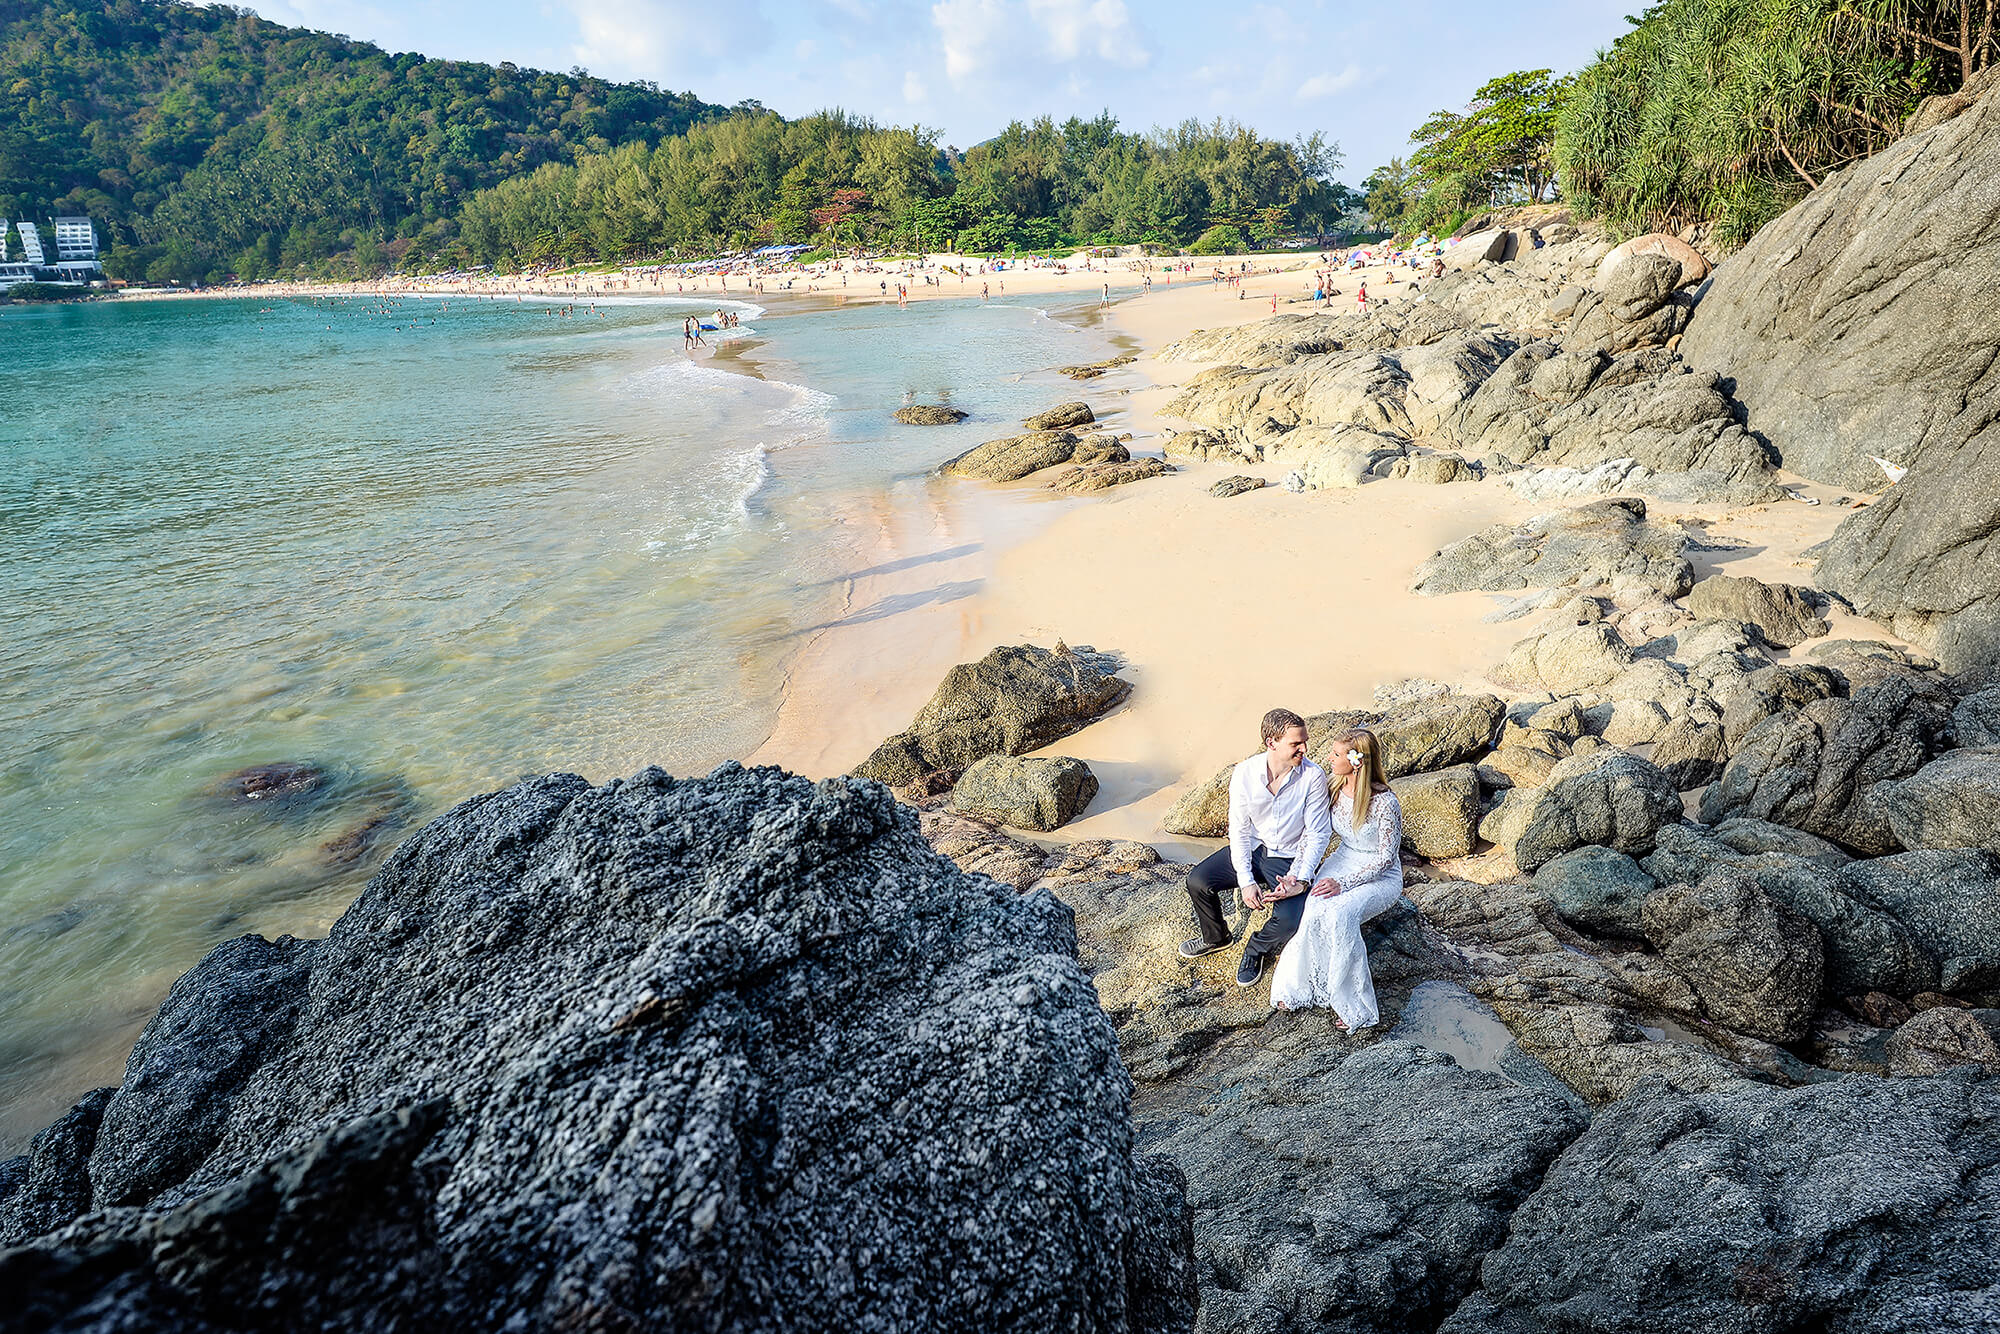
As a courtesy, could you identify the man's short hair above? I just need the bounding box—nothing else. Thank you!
[1260,708,1307,746]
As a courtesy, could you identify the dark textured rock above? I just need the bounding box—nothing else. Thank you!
[892,403,968,425]
[1882,747,2000,852]
[1953,687,2000,747]
[89,934,320,1209]
[1648,716,1730,790]
[1206,474,1267,498]
[1640,871,1824,1042]
[1534,846,1656,938]
[854,643,1131,789]
[1413,498,1694,599]
[1441,1075,2000,1333]
[1698,675,1955,854]
[1024,401,1096,431]
[949,754,1099,831]
[0,1087,113,1246]
[1641,823,1935,998]
[208,761,327,807]
[1718,663,1848,750]
[1512,748,1684,873]
[2,765,1197,1332]
[941,429,1081,481]
[1840,848,2000,994]
[1684,574,1829,649]
[1886,1006,2000,1075]
[1144,1041,1586,1334]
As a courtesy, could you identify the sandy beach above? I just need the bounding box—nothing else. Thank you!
[749,254,1886,855]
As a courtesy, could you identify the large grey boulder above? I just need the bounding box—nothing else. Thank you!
[1641,823,1935,998]
[1885,1006,2000,1076]
[1414,498,1694,599]
[855,643,1131,790]
[1533,845,1657,938]
[0,766,1198,1332]
[1840,849,2000,994]
[1047,457,1174,493]
[1512,748,1685,872]
[1686,80,2000,673]
[1374,692,1507,778]
[1492,623,1633,693]
[1953,687,2000,747]
[1441,1075,2000,1333]
[1718,663,1848,750]
[1639,871,1825,1042]
[950,754,1099,831]
[1145,1040,1586,1334]
[1444,343,1773,487]
[1685,574,1829,649]
[1698,676,1956,854]
[1881,747,2000,852]
[941,429,1080,481]
[892,403,968,425]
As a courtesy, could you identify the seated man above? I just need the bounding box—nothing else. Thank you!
[1178,708,1333,987]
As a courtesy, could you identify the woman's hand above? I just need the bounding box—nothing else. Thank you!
[1311,877,1343,898]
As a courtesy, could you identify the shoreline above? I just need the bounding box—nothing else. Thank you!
[748,251,1893,860]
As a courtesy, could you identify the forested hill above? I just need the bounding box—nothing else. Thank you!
[0,0,727,278]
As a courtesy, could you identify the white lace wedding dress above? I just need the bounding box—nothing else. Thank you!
[1269,787,1405,1027]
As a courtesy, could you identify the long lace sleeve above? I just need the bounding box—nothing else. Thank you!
[1343,792,1403,887]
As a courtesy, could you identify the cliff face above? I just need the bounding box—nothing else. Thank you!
[0,764,1197,1333]
[1680,80,2000,675]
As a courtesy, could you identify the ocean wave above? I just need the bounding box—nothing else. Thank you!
[736,443,777,520]
[619,359,834,449]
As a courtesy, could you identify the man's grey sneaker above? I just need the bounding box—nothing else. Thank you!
[1179,937,1230,960]
[1236,953,1265,988]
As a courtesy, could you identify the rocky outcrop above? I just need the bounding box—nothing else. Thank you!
[1144,1041,1586,1334]
[0,766,1199,1332]
[1414,498,1694,599]
[1684,574,1829,648]
[1881,747,2000,851]
[1047,457,1175,494]
[1679,79,2000,674]
[941,429,1080,481]
[1442,1075,2000,1332]
[1510,748,1684,873]
[1639,871,1824,1041]
[1698,675,1956,854]
[1596,232,1711,289]
[892,403,968,425]
[854,643,1132,791]
[1024,402,1096,431]
[1565,252,1697,354]
[950,754,1099,831]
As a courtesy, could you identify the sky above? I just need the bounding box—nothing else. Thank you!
[238,0,1644,180]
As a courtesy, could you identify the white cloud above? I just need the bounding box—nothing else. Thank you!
[931,0,1148,83]
[562,0,770,80]
[904,70,929,102]
[1295,63,1362,102]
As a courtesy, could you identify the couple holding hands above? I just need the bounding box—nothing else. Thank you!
[1177,708,1406,1029]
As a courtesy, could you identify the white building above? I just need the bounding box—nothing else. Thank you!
[16,221,45,265]
[54,216,97,264]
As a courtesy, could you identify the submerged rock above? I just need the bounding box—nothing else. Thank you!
[892,403,969,425]
[0,765,1198,1332]
[208,761,327,807]
[854,643,1132,790]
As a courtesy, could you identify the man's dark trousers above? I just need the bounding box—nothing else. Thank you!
[1186,844,1304,964]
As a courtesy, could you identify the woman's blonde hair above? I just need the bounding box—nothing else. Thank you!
[1336,729,1389,827]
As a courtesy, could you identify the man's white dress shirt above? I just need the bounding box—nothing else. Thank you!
[1227,754,1332,890]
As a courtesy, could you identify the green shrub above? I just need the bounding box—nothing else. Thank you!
[1188,224,1246,255]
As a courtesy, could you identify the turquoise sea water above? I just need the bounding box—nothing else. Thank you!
[0,290,1113,1146]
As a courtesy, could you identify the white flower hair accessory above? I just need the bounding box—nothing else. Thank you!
[1347,748,1365,768]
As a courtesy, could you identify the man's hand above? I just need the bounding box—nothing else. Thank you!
[1241,885,1265,911]
[1271,874,1301,899]
[1311,877,1343,898]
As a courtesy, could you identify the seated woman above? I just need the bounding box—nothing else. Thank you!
[1269,729,1405,1029]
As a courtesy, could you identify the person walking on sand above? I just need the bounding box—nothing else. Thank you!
[1102,281,1110,307]
[1178,709,1332,989]
[1357,280,1369,317]
[982,282,989,301]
